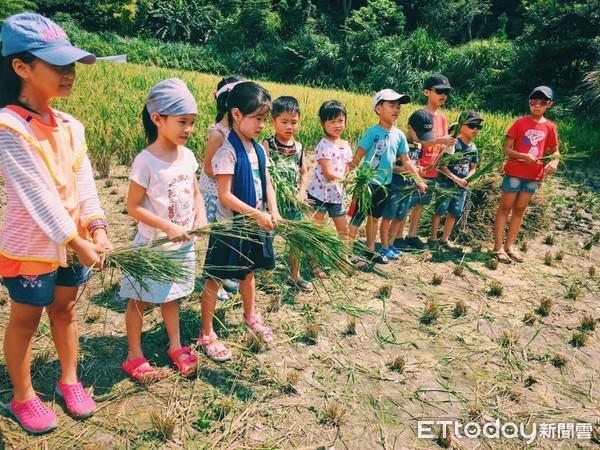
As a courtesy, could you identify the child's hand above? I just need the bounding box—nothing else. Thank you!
[92,229,113,252]
[256,212,274,231]
[164,223,191,242]
[416,181,428,193]
[522,154,538,164]
[437,135,457,147]
[544,160,559,176]
[456,178,468,188]
[271,212,283,224]
[69,237,105,269]
[192,216,207,230]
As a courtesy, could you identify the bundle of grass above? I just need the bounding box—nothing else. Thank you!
[566,282,582,300]
[544,235,555,245]
[268,160,311,217]
[420,301,440,325]
[345,316,357,335]
[389,356,406,373]
[524,374,538,387]
[454,300,468,318]
[377,283,392,299]
[345,165,386,219]
[321,401,346,427]
[487,257,499,270]
[590,266,596,278]
[150,410,177,442]
[570,331,589,348]
[431,273,444,285]
[246,331,266,353]
[522,312,537,326]
[488,281,504,297]
[544,251,553,266]
[554,249,565,261]
[550,354,567,368]
[305,322,319,343]
[499,330,518,348]
[520,241,529,252]
[453,264,465,276]
[578,314,596,332]
[283,371,300,394]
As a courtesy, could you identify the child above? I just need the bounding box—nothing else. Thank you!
[0,13,112,433]
[198,76,243,301]
[120,78,206,380]
[262,96,313,292]
[491,86,559,263]
[307,100,365,274]
[348,89,425,263]
[200,81,280,361]
[429,111,482,247]
[404,74,457,250]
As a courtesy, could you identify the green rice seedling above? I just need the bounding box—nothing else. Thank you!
[488,281,503,296]
[522,312,537,326]
[566,283,582,300]
[389,356,406,373]
[420,301,440,325]
[554,249,565,261]
[590,266,596,278]
[377,283,393,299]
[246,332,266,353]
[544,251,553,266]
[453,300,468,318]
[321,401,346,427]
[570,331,588,348]
[550,354,567,368]
[544,235,555,245]
[345,316,356,335]
[536,298,554,317]
[524,374,537,387]
[453,264,465,276]
[345,165,386,219]
[150,410,177,441]
[519,240,529,252]
[432,273,444,285]
[499,330,518,348]
[268,160,311,217]
[487,258,499,270]
[305,322,319,343]
[85,309,102,324]
[578,314,596,332]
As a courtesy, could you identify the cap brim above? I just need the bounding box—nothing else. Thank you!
[432,84,453,90]
[417,130,435,142]
[529,90,552,100]
[464,119,484,124]
[31,45,96,65]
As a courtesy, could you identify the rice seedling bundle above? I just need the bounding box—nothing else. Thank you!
[345,165,387,219]
[268,158,311,216]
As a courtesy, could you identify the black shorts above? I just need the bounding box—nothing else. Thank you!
[350,183,390,227]
[203,230,276,281]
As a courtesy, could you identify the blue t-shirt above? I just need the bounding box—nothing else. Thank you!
[391,142,421,187]
[358,124,409,185]
[438,139,479,188]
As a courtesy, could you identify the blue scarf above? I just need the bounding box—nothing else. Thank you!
[227,130,274,266]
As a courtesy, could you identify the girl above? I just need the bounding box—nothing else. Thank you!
[120,78,206,380]
[199,81,280,361]
[307,100,364,275]
[0,13,112,433]
[198,76,243,301]
[491,86,559,263]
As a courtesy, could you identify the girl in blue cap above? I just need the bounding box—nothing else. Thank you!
[120,78,206,380]
[0,13,112,434]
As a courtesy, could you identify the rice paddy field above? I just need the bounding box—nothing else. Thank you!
[0,62,599,449]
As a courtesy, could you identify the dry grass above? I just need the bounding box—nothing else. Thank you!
[431,273,444,285]
[389,356,407,373]
[377,283,393,299]
[453,300,468,318]
[536,298,554,317]
[522,312,537,325]
[420,301,441,325]
[453,264,465,276]
[488,281,504,297]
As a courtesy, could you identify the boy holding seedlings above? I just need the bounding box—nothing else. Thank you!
[491,86,559,263]
[348,89,424,263]
[404,74,457,250]
[429,111,482,247]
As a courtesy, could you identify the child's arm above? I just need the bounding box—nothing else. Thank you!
[192,177,207,229]
[465,162,477,180]
[397,154,427,192]
[216,174,274,230]
[441,166,468,187]
[319,159,344,182]
[544,145,560,175]
[203,131,225,177]
[265,171,282,222]
[299,150,309,202]
[502,136,537,163]
[126,181,191,241]
[262,139,270,157]
[349,147,366,170]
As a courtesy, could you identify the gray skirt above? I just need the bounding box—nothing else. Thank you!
[119,232,196,303]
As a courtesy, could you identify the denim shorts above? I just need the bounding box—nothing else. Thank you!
[500,175,539,194]
[435,188,468,218]
[382,187,413,221]
[2,264,91,307]
[409,178,436,207]
[308,193,346,218]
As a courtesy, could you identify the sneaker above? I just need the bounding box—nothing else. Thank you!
[55,381,96,419]
[366,249,389,264]
[387,245,403,257]
[404,236,426,250]
[393,238,411,251]
[216,286,230,301]
[222,279,239,294]
[9,396,58,434]
[381,247,400,260]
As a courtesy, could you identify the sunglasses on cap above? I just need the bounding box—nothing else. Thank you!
[529,99,551,107]
[465,123,483,130]
[432,88,451,95]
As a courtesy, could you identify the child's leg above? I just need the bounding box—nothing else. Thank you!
[365,216,379,251]
[430,213,442,241]
[493,191,518,251]
[4,301,44,402]
[390,218,405,243]
[160,300,182,353]
[125,299,149,361]
[407,204,423,237]
[240,272,257,319]
[441,214,457,242]
[46,286,80,386]
[504,191,534,251]
[311,211,329,278]
[380,218,392,247]
[331,214,350,244]
[290,251,301,280]
[201,278,221,337]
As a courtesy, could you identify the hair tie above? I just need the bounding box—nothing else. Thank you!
[215,81,244,99]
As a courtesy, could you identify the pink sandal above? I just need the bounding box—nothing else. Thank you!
[199,332,232,362]
[243,314,273,342]
[55,381,96,419]
[9,396,57,434]
[122,357,167,382]
[167,346,198,376]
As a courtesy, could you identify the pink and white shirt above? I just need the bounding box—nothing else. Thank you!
[307,138,352,204]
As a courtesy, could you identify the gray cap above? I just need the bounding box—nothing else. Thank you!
[146,78,198,116]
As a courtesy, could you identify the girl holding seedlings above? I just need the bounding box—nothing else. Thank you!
[120,78,206,380]
[0,13,112,433]
[199,76,243,301]
[200,81,280,361]
[307,100,365,274]
[491,86,559,264]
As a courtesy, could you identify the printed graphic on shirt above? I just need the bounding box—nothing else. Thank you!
[167,174,194,227]
[523,129,546,156]
[371,134,389,169]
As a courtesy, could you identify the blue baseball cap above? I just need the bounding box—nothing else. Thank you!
[529,86,553,100]
[1,13,96,65]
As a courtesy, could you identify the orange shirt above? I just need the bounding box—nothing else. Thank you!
[0,106,80,276]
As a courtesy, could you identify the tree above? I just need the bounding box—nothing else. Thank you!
[0,0,37,21]
[420,0,492,43]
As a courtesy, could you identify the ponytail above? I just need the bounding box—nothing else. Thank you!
[215,75,243,123]
[0,49,39,112]
[142,105,159,144]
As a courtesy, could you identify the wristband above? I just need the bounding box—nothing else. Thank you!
[87,219,108,232]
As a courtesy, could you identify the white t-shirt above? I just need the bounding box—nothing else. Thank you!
[129,146,199,239]
[212,139,269,221]
[307,138,352,204]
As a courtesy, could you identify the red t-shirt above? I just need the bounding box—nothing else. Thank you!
[418,110,447,179]
[503,116,558,181]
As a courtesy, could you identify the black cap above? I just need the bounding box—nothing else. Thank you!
[529,86,553,100]
[462,110,484,124]
[424,74,452,90]
[408,109,435,142]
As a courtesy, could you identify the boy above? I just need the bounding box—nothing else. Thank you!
[491,86,559,263]
[348,89,424,263]
[429,111,482,247]
[404,74,457,250]
[262,96,313,291]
